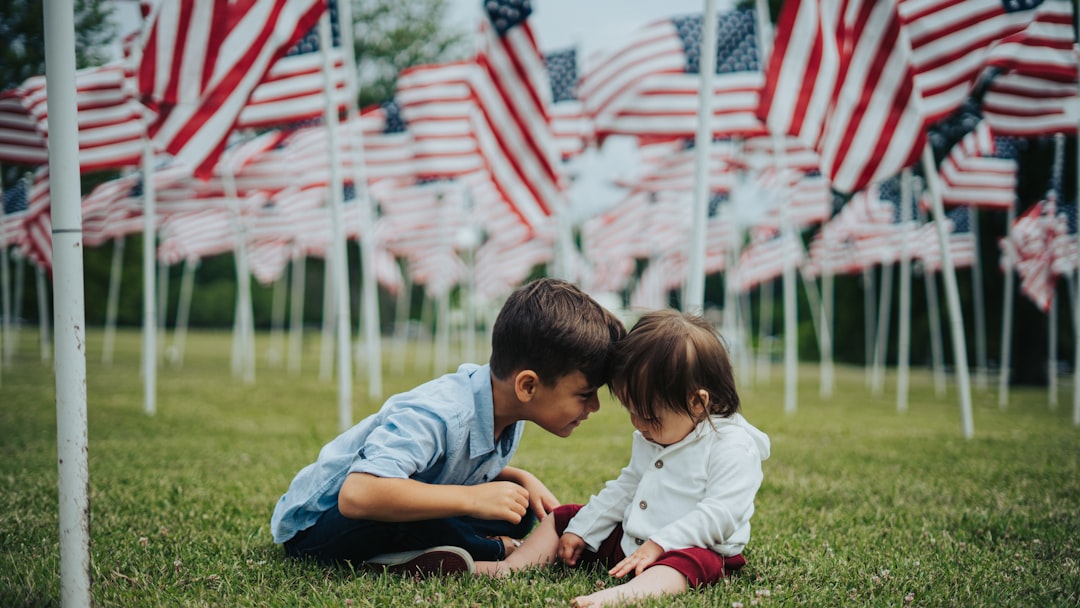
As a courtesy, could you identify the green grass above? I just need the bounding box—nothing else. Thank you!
[1,327,1078,607]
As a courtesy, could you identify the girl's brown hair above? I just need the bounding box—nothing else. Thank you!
[610,309,740,423]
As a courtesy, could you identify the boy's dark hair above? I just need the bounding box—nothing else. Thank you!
[490,278,626,387]
[611,309,740,422]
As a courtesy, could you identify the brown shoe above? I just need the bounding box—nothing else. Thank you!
[365,545,474,576]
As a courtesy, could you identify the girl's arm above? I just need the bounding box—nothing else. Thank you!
[564,435,648,549]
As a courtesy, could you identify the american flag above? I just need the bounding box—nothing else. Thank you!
[0,174,30,248]
[1000,198,1066,312]
[916,204,977,272]
[936,120,1018,210]
[0,63,145,172]
[980,0,1078,136]
[20,166,52,271]
[236,1,349,130]
[545,48,592,160]
[138,0,326,178]
[758,0,923,196]
[395,61,487,179]
[804,186,900,276]
[852,176,921,266]
[357,99,416,185]
[580,8,766,140]
[734,228,804,293]
[475,0,563,230]
[897,0,1050,125]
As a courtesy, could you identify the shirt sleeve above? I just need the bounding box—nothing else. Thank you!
[564,435,647,551]
[348,406,449,480]
[649,429,763,552]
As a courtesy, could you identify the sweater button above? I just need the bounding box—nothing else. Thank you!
[635,538,644,545]
[654,460,664,469]
[639,500,648,510]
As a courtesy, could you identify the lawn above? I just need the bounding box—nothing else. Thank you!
[1,327,1078,607]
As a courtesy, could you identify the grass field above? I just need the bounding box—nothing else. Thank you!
[1,327,1078,607]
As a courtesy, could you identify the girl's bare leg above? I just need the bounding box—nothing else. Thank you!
[571,565,688,607]
[474,514,561,577]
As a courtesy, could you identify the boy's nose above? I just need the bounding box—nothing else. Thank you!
[587,394,601,413]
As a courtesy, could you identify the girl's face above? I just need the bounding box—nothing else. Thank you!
[626,390,708,447]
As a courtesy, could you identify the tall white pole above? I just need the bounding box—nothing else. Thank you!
[969,208,988,390]
[36,265,51,362]
[0,166,11,374]
[140,128,157,415]
[102,236,124,365]
[287,251,306,375]
[320,12,354,431]
[1049,293,1058,409]
[268,272,287,368]
[170,256,197,369]
[922,144,975,438]
[998,204,1016,408]
[925,265,947,397]
[685,0,718,314]
[337,0,382,400]
[222,167,255,384]
[897,170,913,413]
[871,262,893,396]
[821,269,835,398]
[43,0,91,603]
[756,279,773,382]
[862,267,875,387]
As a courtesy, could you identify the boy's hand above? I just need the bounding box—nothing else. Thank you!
[608,539,664,578]
[496,467,561,519]
[557,532,587,566]
[470,481,530,523]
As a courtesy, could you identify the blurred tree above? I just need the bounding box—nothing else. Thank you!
[351,0,470,107]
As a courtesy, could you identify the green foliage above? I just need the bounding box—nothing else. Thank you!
[351,0,470,107]
[1,329,1078,607]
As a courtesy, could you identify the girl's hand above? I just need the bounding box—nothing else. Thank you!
[608,539,665,578]
[557,533,587,566]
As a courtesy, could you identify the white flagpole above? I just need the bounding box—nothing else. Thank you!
[862,267,875,387]
[925,262,947,397]
[170,256,197,369]
[685,0,719,314]
[998,204,1017,408]
[268,271,287,368]
[102,236,124,365]
[756,279,773,382]
[43,0,91,603]
[36,264,51,362]
[319,11,354,431]
[970,208,988,390]
[287,250,306,375]
[337,0,382,400]
[1049,292,1058,409]
[222,166,255,384]
[156,258,168,364]
[922,144,975,438]
[871,262,893,396]
[821,269,835,398]
[392,259,413,376]
[1,202,11,374]
[140,119,157,415]
[897,170,913,413]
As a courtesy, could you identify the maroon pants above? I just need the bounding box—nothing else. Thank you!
[552,504,746,589]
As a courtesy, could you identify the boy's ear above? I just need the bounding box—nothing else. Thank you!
[514,370,540,402]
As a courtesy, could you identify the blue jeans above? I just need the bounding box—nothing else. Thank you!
[283,504,538,564]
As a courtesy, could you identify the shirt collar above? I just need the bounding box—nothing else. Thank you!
[467,363,497,459]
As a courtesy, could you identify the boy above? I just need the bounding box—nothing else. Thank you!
[270,278,626,575]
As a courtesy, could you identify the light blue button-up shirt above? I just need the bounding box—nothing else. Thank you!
[270,363,524,543]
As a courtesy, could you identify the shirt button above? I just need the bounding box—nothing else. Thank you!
[654,460,664,469]
[639,501,648,510]
[635,538,644,545]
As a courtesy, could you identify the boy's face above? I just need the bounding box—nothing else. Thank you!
[527,370,601,438]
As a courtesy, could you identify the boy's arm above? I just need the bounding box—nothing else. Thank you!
[495,466,560,518]
[338,472,531,523]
